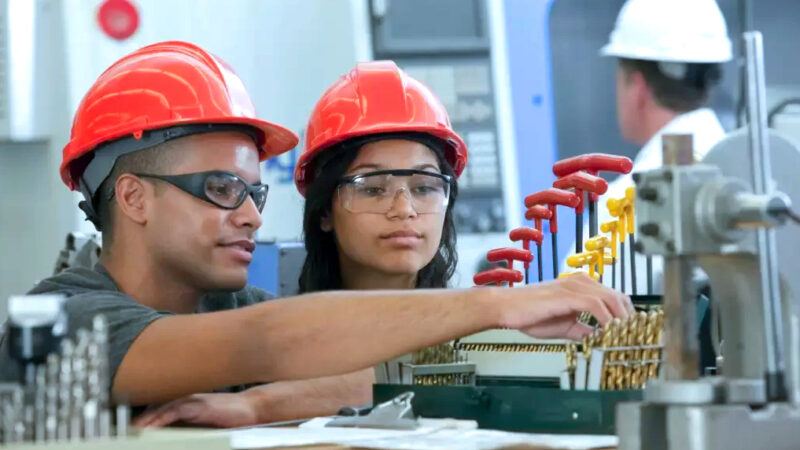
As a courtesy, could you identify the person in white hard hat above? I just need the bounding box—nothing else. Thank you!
[566,0,733,294]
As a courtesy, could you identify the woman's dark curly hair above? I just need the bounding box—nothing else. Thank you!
[298,132,459,293]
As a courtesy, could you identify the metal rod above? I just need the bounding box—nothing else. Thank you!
[524,267,529,285]
[24,364,35,387]
[646,256,653,294]
[115,404,129,438]
[551,233,559,279]
[589,200,598,238]
[537,245,543,282]
[612,258,617,290]
[745,31,787,401]
[629,233,638,295]
[35,367,45,443]
[536,244,544,282]
[576,214,583,254]
[620,241,626,294]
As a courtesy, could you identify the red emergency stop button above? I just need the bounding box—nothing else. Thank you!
[97,0,139,41]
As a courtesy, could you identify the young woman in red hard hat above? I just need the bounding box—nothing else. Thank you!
[295,60,468,293]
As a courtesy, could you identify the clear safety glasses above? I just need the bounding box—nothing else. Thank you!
[336,169,452,214]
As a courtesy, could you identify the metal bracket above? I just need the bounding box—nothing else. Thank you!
[326,392,419,430]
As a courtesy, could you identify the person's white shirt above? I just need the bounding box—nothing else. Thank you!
[562,107,726,294]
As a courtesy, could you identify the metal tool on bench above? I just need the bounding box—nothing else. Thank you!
[327,392,419,430]
[53,233,101,275]
[7,295,67,388]
[617,31,800,450]
[1,296,130,444]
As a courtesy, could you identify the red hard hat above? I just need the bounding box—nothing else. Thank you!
[294,60,468,196]
[60,40,298,191]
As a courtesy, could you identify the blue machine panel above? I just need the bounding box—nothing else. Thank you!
[248,242,306,297]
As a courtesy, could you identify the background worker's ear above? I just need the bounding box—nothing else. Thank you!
[631,71,652,110]
[115,174,151,226]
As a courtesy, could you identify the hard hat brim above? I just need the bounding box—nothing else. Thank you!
[61,117,299,190]
[599,43,733,63]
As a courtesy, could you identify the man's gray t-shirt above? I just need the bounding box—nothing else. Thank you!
[0,264,274,389]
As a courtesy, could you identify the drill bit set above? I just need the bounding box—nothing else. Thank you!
[454,330,571,379]
[397,364,476,386]
[375,343,476,386]
[2,296,130,444]
[566,311,664,391]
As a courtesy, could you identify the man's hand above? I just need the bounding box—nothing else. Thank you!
[133,392,258,428]
[496,273,633,340]
[133,369,374,428]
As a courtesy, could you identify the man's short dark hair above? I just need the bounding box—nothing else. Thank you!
[95,141,176,249]
[618,58,721,113]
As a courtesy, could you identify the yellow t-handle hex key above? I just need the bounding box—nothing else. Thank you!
[601,220,619,289]
[607,187,637,294]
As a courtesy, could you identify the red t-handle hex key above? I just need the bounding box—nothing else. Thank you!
[486,247,533,287]
[524,206,552,282]
[509,227,543,284]
[553,171,608,254]
[524,188,579,279]
[473,268,524,287]
[552,153,632,238]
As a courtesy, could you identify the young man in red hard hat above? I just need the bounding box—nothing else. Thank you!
[0,41,631,423]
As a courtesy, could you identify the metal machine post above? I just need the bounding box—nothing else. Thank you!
[659,135,700,382]
[744,32,788,401]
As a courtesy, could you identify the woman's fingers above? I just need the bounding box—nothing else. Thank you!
[557,273,632,322]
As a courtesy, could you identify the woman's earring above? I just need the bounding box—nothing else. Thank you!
[320,215,333,232]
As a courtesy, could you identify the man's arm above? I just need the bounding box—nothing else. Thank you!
[114,274,630,404]
[246,369,375,423]
[133,369,374,428]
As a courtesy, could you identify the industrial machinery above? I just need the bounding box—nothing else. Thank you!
[0,296,131,444]
[247,242,306,297]
[52,233,101,276]
[616,31,800,450]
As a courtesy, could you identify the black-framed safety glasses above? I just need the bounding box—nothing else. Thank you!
[336,169,452,214]
[134,171,269,212]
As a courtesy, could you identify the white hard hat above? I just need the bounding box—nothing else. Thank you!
[600,0,733,63]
